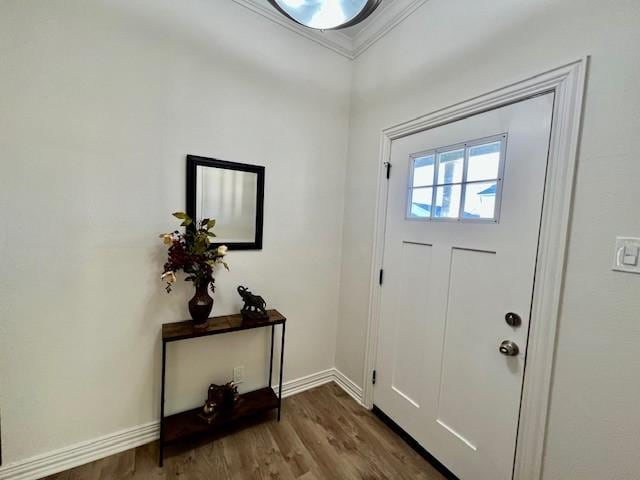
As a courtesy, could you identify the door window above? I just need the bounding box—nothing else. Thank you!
[407,134,506,222]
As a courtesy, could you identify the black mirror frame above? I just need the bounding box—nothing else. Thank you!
[186,155,265,250]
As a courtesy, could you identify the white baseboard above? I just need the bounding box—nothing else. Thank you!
[0,422,159,480]
[274,367,365,406]
[0,368,363,480]
[332,369,365,407]
[277,368,336,398]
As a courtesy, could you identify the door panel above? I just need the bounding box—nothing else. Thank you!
[375,94,554,480]
[436,247,500,451]
[391,241,433,408]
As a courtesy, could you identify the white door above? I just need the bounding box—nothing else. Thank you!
[374,94,554,480]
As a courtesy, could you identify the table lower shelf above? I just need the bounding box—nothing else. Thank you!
[161,387,279,445]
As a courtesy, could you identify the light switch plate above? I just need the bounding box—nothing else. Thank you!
[613,237,640,274]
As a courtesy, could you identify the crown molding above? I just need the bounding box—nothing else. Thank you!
[351,0,428,57]
[230,0,427,60]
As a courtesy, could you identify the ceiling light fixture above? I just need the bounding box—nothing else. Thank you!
[267,0,381,30]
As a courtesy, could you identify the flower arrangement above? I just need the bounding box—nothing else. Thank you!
[160,212,229,294]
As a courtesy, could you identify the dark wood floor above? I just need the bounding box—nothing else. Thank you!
[44,383,444,479]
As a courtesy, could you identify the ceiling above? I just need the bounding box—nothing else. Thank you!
[232,0,426,59]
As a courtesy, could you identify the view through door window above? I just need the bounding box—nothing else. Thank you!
[407,134,506,222]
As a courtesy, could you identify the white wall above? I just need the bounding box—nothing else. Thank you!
[336,0,640,478]
[0,0,351,465]
[3,0,640,476]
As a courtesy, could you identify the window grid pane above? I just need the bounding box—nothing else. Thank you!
[434,184,462,218]
[467,141,501,182]
[436,149,464,185]
[409,186,434,218]
[412,155,435,187]
[407,136,504,221]
[463,181,498,219]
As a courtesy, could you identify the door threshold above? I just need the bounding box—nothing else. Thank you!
[372,405,460,480]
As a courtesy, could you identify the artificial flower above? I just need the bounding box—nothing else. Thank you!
[161,271,177,284]
[160,233,174,246]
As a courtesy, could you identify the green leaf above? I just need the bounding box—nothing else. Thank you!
[192,235,208,255]
[180,219,193,227]
[173,212,190,220]
[207,219,216,229]
[206,231,216,237]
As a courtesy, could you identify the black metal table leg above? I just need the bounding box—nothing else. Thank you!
[156,311,286,468]
[277,323,286,421]
[159,341,166,467]
[268,325,275,388]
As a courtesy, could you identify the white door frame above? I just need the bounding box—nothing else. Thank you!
[362,58,588,480]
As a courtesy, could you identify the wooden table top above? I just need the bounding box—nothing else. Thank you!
[162,309,286,342]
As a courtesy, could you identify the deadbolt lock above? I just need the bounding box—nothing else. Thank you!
[499,340,519,357]
[505,312,522,327]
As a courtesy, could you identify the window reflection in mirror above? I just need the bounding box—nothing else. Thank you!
[196,166,258,243]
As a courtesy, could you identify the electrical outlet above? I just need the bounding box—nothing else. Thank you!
[233,366,245,384]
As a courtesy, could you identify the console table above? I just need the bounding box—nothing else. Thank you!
[159,309,286,466]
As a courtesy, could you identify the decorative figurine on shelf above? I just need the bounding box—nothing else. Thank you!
[237,285,268,321]
[200,384,220,424]
[221,381,240,410]
[199,381,241,424]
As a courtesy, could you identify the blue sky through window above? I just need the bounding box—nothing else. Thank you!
[276,0,368,29]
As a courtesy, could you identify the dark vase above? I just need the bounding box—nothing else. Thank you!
[188,281,213,325]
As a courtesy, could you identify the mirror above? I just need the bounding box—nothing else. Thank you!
[186,155,265,250]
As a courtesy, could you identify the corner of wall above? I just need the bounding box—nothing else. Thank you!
[332,53,365,390]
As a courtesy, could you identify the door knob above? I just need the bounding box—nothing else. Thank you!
[499,340,519,356]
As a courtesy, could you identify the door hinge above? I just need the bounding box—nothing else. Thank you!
[379,269,384,285]
[372,370,377,385]
[384,162,391,179]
